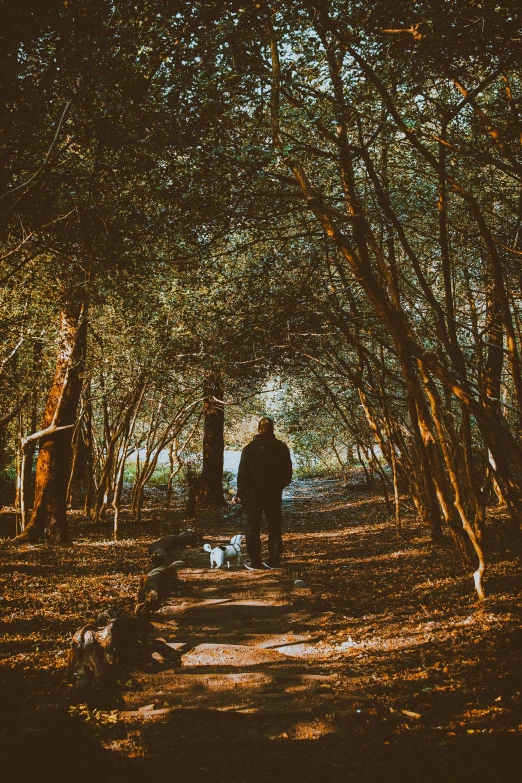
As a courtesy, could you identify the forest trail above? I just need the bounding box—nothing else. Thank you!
[120,560,367,741]
[114,488,372,773]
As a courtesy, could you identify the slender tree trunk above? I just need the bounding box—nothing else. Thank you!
[94,375,113,521]
[21,338,43,522]
[331,437,348,487]
[83,391,94,516]
[398,349,444,542]
[66,407,85,509]
[131,448,141,516]
[15,411,22,533]
[0,428,6,509]
[131,453,148,523]
[17,299,88,543]
[420,365,487,597]
[166,438,181,507]
[198,374,225,507]
[112,432,130,541]
[185,461,199,521]
[95,381,146,523]
[383,414,401,532]
[356,443,371,487]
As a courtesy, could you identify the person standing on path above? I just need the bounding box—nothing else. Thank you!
[237,417,292,570]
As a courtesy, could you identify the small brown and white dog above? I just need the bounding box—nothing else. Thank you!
[204,534,243,569]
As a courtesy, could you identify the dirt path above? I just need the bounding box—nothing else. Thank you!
[118,562,368,743]
[95,489,381,779]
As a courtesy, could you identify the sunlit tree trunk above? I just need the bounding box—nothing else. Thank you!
[20,338,43,522]
[166,438,177,507]
[17,299,88,543]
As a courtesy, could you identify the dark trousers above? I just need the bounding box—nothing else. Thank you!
[246,497,283,566]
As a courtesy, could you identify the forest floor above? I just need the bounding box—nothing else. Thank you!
[1,475,522,781]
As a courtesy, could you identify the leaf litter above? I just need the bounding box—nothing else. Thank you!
[1,476,521,764]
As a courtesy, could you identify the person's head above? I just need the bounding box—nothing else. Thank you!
[258,417,274,435]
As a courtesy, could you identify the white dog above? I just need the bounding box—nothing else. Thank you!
[204,534,243,569]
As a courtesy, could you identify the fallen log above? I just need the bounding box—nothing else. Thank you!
[66,612,144,702]
[148,530,203,566]
[135,564,181,615]
[67,624,113,701]
[95,613,141,664]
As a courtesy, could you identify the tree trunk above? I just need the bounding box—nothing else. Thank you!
[17,300,88,543]
[382,413,401,532]
[198,374,225,507]
[83,391,95,516]
[112,441,127,541]
[66,408,85,509]
[356,443,371,487]
[21,338,43,521]
[166,439,176,507]
[184,461,200,521]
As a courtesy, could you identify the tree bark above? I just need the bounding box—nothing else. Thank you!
[166,439,177,507]
[66,400,86,509]
[83,390,95,516]
[17,299,88,543]
[20,364,39,527]
[198,374,225,507]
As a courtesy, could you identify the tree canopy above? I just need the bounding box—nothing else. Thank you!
[2,0,522,598]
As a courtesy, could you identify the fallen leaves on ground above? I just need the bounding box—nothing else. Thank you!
[1,475,521,740]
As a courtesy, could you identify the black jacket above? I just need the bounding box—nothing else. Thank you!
[237,433,292,504]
